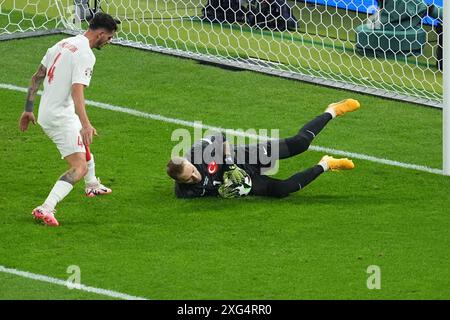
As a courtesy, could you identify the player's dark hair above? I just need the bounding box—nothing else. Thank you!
[167,158,185,180]
[88,12,121,32]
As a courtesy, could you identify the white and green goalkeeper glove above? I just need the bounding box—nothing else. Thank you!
[223,164,246,184]
[218,165,247,199]
[218,181,240,198]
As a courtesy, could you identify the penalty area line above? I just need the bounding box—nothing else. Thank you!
[0,83,443,176]
[0,265,149,300]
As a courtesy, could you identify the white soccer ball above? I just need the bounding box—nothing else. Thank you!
[234,174,252,197]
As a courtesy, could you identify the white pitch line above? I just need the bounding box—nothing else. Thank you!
[0,83,443,175]
[0,265,148,300]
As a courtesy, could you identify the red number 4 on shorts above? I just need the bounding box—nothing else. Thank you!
[77,136,84,147]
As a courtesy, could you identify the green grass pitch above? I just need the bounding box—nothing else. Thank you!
[1,34,450,299]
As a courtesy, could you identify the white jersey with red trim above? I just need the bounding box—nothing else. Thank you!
[38,34,96,130]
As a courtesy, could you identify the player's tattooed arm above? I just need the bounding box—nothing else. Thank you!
[59,168,79,185]
[24,64,47,112]
[19,64,45,132]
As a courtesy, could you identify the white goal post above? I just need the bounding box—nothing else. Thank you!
[443,0,449,175]
[0,0,449,174]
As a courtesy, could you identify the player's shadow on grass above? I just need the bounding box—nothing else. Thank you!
[239,193,381,206]
[282,193,394,207]
[172,193,381,215]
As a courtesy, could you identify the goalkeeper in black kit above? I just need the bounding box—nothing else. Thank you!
[166,99,360,198]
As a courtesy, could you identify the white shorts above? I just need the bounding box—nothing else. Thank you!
[43,121,86,158]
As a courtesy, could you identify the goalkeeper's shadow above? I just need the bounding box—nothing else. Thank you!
[248,193,378,207]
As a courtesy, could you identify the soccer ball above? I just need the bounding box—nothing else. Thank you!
[233,174,252,197]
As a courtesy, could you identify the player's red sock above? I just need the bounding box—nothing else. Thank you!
[84,145,97,185]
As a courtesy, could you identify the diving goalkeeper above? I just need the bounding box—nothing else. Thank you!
[166,99,360,198]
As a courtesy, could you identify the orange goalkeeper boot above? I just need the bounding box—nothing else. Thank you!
[320,155,355,171]
[326,99,360,117]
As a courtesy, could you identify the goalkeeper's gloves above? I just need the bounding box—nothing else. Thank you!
[218,182,239,199]
[223,164,246,184]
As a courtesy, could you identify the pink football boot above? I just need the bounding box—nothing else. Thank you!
[85,177,112,198]
[32,206,59,227]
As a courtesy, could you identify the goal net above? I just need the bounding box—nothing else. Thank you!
[0,0,444,107]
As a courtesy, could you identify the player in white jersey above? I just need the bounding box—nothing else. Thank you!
[18,13,121,226]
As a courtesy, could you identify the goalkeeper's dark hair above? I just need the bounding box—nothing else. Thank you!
[167,157,185,180]
[88,12,121,32]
